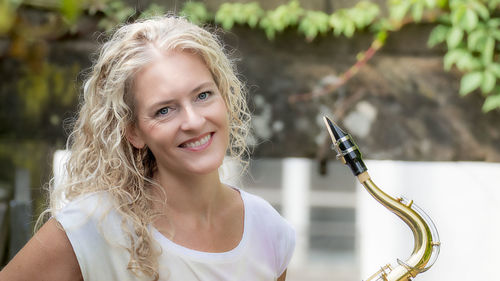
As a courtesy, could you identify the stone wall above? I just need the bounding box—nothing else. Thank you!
[223,25,500,161]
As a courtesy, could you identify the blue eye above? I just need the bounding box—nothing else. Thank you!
[198,91,210,100]
[157,107,169,116]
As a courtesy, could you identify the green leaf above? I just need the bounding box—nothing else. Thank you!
[451,5,466,25]
[482,36,495,65]
[492,29,500,41]
[60,0,82,24]
[443,49,482,72]
[460,71,483,96]
[443,49,465,70]
[481,71,496,93]
[457,54,482,72]
[437,13,451,25]
[298,11,330,40]
[467,28,487,51]
[461,9,478,31]
[488,18,500,28]
[412,2,424,22]
[488,0,500,10]
[243,3,264,28]
[470,1,489,20]
[437,0,448,8]
[259,0,304,36]
[181,2,211,25]
[482,92,500,112]
[344,21,356,37]
[215,3,235,29]
[487,63,500,78]
[329,13,345,36]
[352,1,380,28]
[447,26,464,48]
[261,20,277,40]
[350,10,366,29]
[424,0,437,8]
[389,0,411,21]
[428,24,450,47]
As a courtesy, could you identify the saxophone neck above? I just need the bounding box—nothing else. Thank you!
[322,115,441,281]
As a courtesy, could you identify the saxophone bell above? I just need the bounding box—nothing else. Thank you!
[322,115,440,281]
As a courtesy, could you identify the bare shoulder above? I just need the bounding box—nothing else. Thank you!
[0,218,83,281]
[278,270,287,281]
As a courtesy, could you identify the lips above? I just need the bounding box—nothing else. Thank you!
[179,133,213,150]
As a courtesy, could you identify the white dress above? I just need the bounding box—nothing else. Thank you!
[55,188,296,281]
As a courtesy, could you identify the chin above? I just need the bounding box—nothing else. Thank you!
[184,154,225,175]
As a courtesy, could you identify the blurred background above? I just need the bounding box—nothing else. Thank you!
[1,0,500,280]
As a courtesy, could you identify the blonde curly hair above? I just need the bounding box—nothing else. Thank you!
[48,15,251,280]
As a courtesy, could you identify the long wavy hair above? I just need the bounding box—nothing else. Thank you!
[46,16,251,280]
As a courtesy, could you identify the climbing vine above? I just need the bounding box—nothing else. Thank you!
[1,0,500,114]
[178,0,500,112]
[428,0,500,111]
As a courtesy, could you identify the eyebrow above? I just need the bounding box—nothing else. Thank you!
[148,81,216,110]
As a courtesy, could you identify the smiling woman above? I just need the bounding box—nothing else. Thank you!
[127,50,230,177]
[0,16,295,281]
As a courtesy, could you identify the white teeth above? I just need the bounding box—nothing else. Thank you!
[184,134,211,148]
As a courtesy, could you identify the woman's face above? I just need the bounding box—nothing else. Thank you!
[128,50,229,177]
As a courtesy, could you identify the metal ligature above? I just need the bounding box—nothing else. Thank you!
[322,116,440,281]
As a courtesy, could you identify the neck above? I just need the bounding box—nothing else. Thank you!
[153,167,227,220]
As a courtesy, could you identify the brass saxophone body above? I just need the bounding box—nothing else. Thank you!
[323,116,440,281]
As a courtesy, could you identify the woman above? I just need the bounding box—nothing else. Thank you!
[0,16,295,281]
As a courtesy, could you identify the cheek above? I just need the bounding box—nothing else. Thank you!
[136,121,173,150]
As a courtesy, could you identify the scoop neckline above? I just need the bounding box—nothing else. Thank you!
[151,187,249,262]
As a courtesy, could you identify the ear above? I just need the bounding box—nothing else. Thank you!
[126,124,146,149]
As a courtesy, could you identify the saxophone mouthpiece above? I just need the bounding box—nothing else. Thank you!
[322,115,368,176]
[323,115,347,141]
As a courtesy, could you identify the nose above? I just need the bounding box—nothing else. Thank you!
[180,105,205,131]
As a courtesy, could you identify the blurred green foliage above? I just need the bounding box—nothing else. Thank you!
[257,1,304,39]
[180,2,211,25]
[0,0,22,34]
[60,0,82,25]
[178,0,500,113]
[97,0,135,30]
[2,1,500,113]
[139,3,166,20]
[215,2,264,30]
[17,62,79,118]
[428,0,500,112]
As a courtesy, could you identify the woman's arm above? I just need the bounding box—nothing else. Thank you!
[277,269,287,281]
[0,218,83,281]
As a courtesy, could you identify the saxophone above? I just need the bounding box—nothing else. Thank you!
[322,116,440,281]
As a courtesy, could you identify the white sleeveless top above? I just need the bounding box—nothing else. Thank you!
[55,188,295,281]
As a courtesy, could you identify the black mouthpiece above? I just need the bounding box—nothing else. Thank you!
[324,116,348,141]
[323,116,367,176]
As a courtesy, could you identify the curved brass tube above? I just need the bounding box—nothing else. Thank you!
[322,116,440,281]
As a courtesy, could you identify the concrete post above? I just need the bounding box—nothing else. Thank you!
[282,158,310,266]
[9,169,32,259]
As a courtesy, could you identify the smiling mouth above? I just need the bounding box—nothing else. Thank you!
[179,133,213,149]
